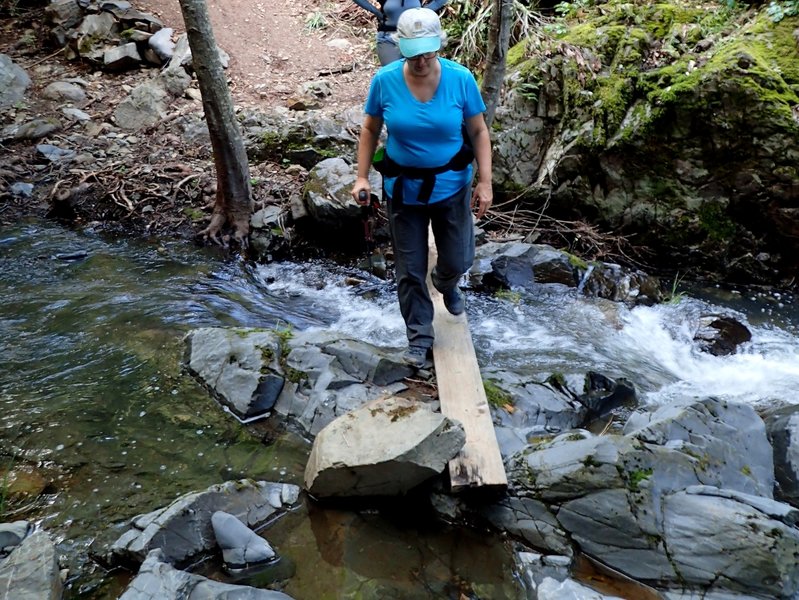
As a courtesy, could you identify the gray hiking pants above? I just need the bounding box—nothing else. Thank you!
[376,32,402,66]
[388,185,475,349]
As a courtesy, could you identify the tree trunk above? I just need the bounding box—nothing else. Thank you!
[178,0,252,245]
[481,0,513,128]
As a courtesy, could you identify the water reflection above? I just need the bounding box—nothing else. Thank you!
[201,500,523,600]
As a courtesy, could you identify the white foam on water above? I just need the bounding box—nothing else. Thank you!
[611,302,799,407]
[254,261,406,346]
[255,262,799,409]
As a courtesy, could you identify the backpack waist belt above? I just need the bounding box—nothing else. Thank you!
[373,144,474,205]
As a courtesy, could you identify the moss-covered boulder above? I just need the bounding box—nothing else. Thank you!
[241,106,361,169]
[494,1,799,285]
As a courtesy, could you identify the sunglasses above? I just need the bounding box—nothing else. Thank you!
[407,52,437,62]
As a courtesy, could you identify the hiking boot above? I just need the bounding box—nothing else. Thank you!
[442,287,465,315]
[402,345,430,368]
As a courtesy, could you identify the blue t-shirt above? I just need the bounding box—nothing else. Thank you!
[364,57,486,205]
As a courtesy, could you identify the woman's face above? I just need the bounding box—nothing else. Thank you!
[406,52,437,77]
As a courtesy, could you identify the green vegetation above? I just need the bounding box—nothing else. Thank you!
[665,272,686,304]
[583,454,600,467]
[555,0,594,19]
[284,366,307,384]
[628,467,653,491]
[182,207,205,222]
[684,448,711,471]
[272,325,307,385]
[510,0,799,155]
[506,39,530,70]
[274,325,293,359]
[446,1,541,68]
[484,379,514,408]
[494,289,522,304]
[546,372,567,388]
[305,11,327,30]
[18,29,34,47]
[767,0,799,22]
[566,253,589,271]
[0,469,9,519]
[516,80,541,103]
[697,202,736,242]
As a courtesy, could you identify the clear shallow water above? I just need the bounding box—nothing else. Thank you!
[0,222,521,599]
[2,220,799,599]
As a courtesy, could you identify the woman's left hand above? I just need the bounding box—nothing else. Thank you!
[471,181,493,219]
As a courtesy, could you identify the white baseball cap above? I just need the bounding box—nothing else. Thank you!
[397,8,442,58]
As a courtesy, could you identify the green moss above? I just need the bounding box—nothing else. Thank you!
[302,177,326,198]
[684,448,711,471]
[566,253,588,270]
[182,207,205,222]
[273,326,293,358]
[494,289,522,304]
[628,467,653,491]
[483,379,514,408]
[583,454,600,468]
[506,39,529,69]
[260,346,275,364]
[561,22,601,49]
[523,1,798,151]
[261,131,282,148]
[698,202,736,241]
[119,28,138,41]
[641,14,799,122]
[547,372,567,388]
[284,366,307,384]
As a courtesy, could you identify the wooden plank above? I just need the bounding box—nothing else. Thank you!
[428,231,508,491]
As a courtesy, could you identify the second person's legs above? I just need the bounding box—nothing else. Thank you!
[376,32,402,66]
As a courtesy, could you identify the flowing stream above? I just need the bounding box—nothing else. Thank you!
[2,220,799,599]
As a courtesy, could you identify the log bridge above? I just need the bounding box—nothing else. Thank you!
[428,234,508,492]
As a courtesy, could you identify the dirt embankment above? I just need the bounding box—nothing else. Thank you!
[0,0,379,239]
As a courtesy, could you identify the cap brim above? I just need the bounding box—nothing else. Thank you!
[399,36,441,58]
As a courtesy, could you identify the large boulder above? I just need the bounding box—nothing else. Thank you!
[493,5,799,285]
[489,397,799,597]
[763,404,799,506]
[304,395,465,497]
[184,328,285,422]
[185,327,415,435]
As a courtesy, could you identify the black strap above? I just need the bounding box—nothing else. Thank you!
[373,143,474,205]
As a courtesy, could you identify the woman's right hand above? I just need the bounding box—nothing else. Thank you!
[351,177,371,205]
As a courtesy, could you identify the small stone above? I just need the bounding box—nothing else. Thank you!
[211,511,276,570]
